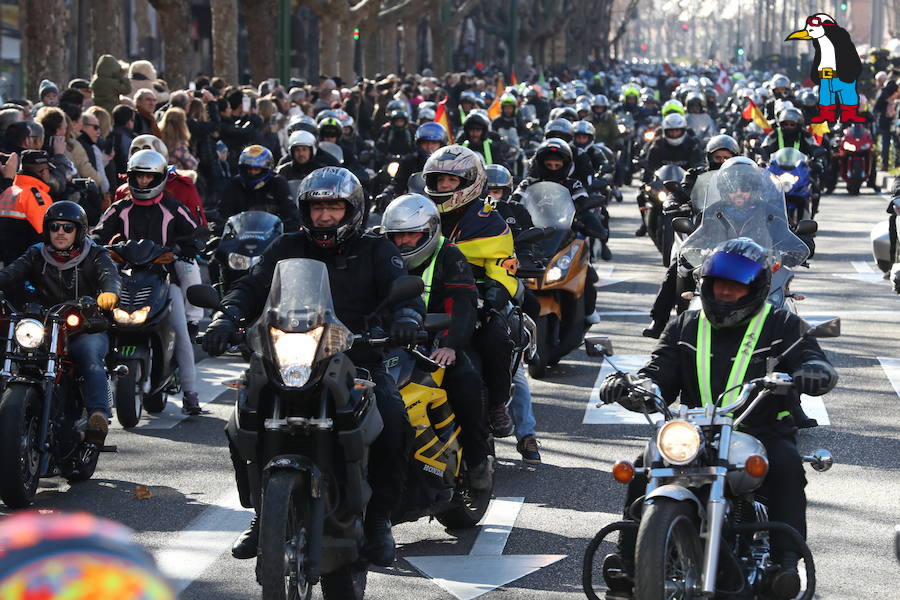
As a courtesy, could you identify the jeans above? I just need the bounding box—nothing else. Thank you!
[69,332,110,416]
[368,363,413,516]
[818,77,858,107]
[168,283,196,394]
[174,259,203,323]
[509,364,536,440]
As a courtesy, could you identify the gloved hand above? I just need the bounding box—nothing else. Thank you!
[202,317,238,356]
[97,292,118,311]
[599,373,631,405]
[792,361,837,396]
[390,317,420,346]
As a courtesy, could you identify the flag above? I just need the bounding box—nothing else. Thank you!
[487,75,505,120]
[510,70,518,87]
[537,69,546,88]
[714,65,732,95]
[742,99,772,133]
[809,121,830,144]
[435,98,454,144]
[662,62,674,77]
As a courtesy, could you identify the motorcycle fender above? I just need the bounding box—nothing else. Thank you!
[645,484,706,519]
[322,353,355,409]
[262,454,324,499]
[110,340,150,363]
[225,406,257,465]
[871,219,892,271]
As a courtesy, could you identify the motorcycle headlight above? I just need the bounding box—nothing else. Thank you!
[228,252,253,271]
[860,143,870,150]
[545,246,576,283]
[657,190,667,203]
[113,306,151,325]
[618,124,627,134]
[14,318,45,349]
[843,142,857,152]
[387,161,401,178]
[656,419,701,466]
[270,326,323,388]
[643,130,655,142]
[777,172,799,190]
[546,266,563,282]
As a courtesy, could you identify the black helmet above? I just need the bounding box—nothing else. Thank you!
[463,112,490,134]
[43,200,88,248]
[699,237,772,328]
[297,167,365,248]
[544,118,574,143]
[705,134,740,170]
[317,117,342,142]
[533,138,573,183]
[777,107,803,127]
[486,164,513,199]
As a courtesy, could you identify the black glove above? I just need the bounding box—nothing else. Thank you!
[202,317,238,356]
[599,373,630,405]
[390,316,420,346]
[792,361,837,396]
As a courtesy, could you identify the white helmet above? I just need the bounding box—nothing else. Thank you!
[662,113,687,146]
[288,130,317,153]
[129,134,168,159]
[381,194,442,270]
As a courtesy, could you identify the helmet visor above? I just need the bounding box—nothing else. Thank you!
[702,251,766,285]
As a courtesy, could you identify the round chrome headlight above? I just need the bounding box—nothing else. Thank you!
[14,318,45,349]
[656,420,701,466]
[228,252,252,271]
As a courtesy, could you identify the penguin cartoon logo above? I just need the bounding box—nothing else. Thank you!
[786,13,864,124]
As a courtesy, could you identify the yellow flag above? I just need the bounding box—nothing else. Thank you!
[487,76,505,120]
[809,121,830,144]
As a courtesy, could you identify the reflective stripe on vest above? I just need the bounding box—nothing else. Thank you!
[463,139,493,164]
[0,187,27,219]
[421,236,446,307]
[776,128,801,150]
[696,302,772,408]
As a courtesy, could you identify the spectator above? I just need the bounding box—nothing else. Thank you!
[90,55,132,113]
[186,94,221,199]
[1,121,31,154]
[35,106,76,196]
[68,78,93,106]
[160,107,198,171]
[255,98,283,163]
[109,105,136,176]
[220,90,260,171]
[30,80,59,116]
[133,89,161,137]
[62,105,103,188]
[128,60,158,97]
[85,106,112,139]
[25,121,44,150]
[0,107,24,139]
[60,88,86,110]
[79,112,113,194]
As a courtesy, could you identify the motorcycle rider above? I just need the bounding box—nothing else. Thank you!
[684,91,717,142]
[757,107,824,164]
[381,193,493,489]
[588,95,620,151]
[642,134,741,338]
[376,109,415,158]
[458,112,509,169]
[763,73,795,123]
[316,116,368,183]
[599,237,837,600]
[275,130,331,185]
[202,166,423,567]
[93,149,203,416]
[0,201,121,444]
[219,144,298,230]
[491,94,527,138]
[379,122,448,200]
[423,145,518,437]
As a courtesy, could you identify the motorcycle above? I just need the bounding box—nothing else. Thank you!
[838,123,875,196]
[0,295,115,508]
[188,263,425,600]
[105,239,182,427]
[520,182,592,378]
[581,324,837,600]
[639,165,687,267]
[615,113,636,186]
[495,126,527,182]
[767,147,814,224]
[207,211,283,293]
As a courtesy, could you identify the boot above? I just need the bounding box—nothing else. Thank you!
[809,104,836,123]
[642,320,665,339]
[231,516,259,559]
[599,241,612,261]
[468,456,494,491]
[602,553,634,599]
[181,391,202,416]
[770,551,801,598]
[86,412,109,445]
[839,104,866,124]
[634,223,647,237]
[363,513,396,567]
[791,402,818,429]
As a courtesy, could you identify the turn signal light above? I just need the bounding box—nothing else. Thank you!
[65,314,81,328]
[612,460,635,483]
[745,454,769,478]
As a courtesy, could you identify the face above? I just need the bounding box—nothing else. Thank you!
[712,278,750,303]
[309,200,346,227]
[419,140,441,155]
[710,149,735,165]
[43,92,58,107]
[729,188,752,206]
[543,157,564,171]
[83,117,101,142]
[665,128,684,139]
[244,166,263,177]
[501,105,515,117]
[292,145,312,164]
[574,133,591,146]
[436,174,461,192]
[48,220,77,250]
[134,173,154,188]
[31,164,51,183]
[139,94,157,113]
[322,134,338,143]
[593,106,607,115]
[391,231,424,250]
[487,188,504,200]
[466,127,484,142]
[69,118,83,135]
[780,121,798,133]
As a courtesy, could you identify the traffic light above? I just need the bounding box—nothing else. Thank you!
[353,27,360,41]
[737,47,745,57]
[681,23,689,31]
[839,1,847,10]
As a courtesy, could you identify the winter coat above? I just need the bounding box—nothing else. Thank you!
[90,55,132,113]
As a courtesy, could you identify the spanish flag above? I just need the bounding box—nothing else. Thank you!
[487,75,505,120]
[435,97,454,143]
[809,121,829,145]
[742,99,772,134]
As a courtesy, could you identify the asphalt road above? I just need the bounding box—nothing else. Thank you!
[3,178,899,599]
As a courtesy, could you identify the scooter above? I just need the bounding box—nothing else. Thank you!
[207,210,283,293]
[639,165,687,267]
[768,147,814,224]
[839,123,875,196]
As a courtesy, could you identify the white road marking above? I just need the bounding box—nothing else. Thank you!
[595,265,635,288]
[406,497,566,600]
[111,356,245,430]
[876,357,900,398]
[584,354,831,426]
[832,261,885,283]
[154,488,253,594]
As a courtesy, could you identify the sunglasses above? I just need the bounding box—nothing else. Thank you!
[48,223,76,233]
[85,123,100,130]
[805,17,834,27]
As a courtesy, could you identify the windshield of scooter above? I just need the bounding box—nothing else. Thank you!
[223,211,283,240]
[681,164,809,268]
[520,104,537,123]
[520,181,576,258]
[497,126,520,148]
[247,259,354,357]
[771,147,807,170]
[653,164,686,184]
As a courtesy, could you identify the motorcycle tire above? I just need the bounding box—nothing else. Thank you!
[0,384,42,508]
[258,470,314,600]
[660,218,675,268]
[321,561,368,600]
[60,443,100,482]
[847,178,861,196]
[436,431,494,530]
[634,498,704,600]
[527,315,550,379]
[115,359,143,428]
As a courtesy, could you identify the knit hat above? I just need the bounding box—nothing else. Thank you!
[128,60,158,82]
[38,79,59,100]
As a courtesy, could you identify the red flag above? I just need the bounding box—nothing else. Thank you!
[435,98,454,144]
[741,99,772,134]
[714,65,732,95]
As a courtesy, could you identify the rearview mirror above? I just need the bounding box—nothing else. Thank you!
[662,180,680,193]
[808,317,840,338]
[793,219,818,236]
[672,217,695,235]
[584,336,613,358]
[186,284,221,310]
[387,276,425,304]
[515,227,548,245]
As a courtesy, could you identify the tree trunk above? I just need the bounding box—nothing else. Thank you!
[337,20,356,83]
[90,0,125,66]
[210,0,239,84]
[319,23,339,78]
[21,0,69,99]
[362,22,381,76]
[401,16,418,74]
[147,0,192,88]
[380,20,398,75]
[238,0,277,85]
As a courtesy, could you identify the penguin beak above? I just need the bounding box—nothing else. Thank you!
[786,29,812,41]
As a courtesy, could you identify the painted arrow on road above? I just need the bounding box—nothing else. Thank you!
[406,497,566,600]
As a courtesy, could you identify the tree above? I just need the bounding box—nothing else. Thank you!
[239,0,277,85]
[147,0,193,88]
[21,0,69,98]
[210,0,239,84]
[91,0,126,67]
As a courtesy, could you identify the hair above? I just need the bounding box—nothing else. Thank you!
[0,107,23,137]
[210,77,227,91]
[257,98,277,122]
[186,98,206,121]
[35,106,66,138]
[169,90,190,109]
[134,88,157,103]
[61,102,82,124]
[26,120,44,144]
[112,104,135,127]
[194,76,211,90]
[85,105,112,137]
[159,106,191,152]
[60,88,85,108]
[226,90,244,110]
[3,121,31,148]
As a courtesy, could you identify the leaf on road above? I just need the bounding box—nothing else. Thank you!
[134,485,152,499]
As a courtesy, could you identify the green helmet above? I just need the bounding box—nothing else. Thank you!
[622,84,641,101]
[661,99,686,117]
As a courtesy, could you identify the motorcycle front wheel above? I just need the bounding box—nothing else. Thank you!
[258,471,313,600]
[0,384,42,508]
[115,359,143,428]
[634,498,704,600]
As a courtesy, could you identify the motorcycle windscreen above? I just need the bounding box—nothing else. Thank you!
[520,181,576,258]
[247,258,353,353]
[653,164,686,184]
[520,104,537,123]
[682,166,809,268]
[224,210,283,241]
[844,123,868,141]
[497,127,520,147]
[319,141,344,164]
[771,147,807,170]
